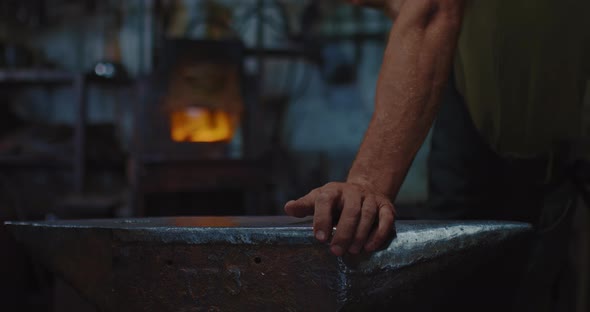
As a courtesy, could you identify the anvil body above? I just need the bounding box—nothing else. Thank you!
[5,217,532,311]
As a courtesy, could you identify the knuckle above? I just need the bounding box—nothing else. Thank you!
[362,211,377,224]
[313,217,330,229]
[362,203,377,217]
[316,199,332,209]
[362,213,377,224]
[346,206,361,219]
[332,230,347,242]
[381,209,394,222]
[316,192,335,204]
[376,195,391,204]
[332,233,346,244]
[334,234,354,247]
[353,233,368,245]
[383,201,395,211]
[325,182,340,189]
[380,217,394,229]
[336,217,357,233]
[373,230,387,242]
[308,188,320,197]
[348,183,363,192]
[378,199,395,212]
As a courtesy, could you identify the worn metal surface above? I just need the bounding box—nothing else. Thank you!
[5,217,532,311]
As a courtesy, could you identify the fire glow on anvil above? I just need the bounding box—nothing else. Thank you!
[5,217,532,311]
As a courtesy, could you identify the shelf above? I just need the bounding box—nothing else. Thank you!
[0,155,126,171]
[0,155,71,169]
[245,47,308,59]
[0,69,76,84]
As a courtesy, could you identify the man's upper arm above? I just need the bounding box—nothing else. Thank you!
[376,0,465,114]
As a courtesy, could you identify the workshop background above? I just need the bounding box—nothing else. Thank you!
[0,0,588,311]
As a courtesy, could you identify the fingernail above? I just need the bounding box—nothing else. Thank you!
[365,243,375,251]
[331,245,344,257]
[315,231,326,241]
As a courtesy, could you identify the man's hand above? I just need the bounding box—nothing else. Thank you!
[284,182,395,256]
[287,0,464,257]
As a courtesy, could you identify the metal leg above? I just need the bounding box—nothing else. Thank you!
[73,74,87,193]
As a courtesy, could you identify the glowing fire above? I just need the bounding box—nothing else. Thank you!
[170,108,235,143]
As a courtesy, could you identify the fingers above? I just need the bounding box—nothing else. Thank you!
[365,198,395,252]
[330,190,362,256]
[313,187,340,243]
[348,195,378,254]
[285,183,396,256]
[284,189,319,217]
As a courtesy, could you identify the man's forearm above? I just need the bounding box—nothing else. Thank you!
[348,0,465,198]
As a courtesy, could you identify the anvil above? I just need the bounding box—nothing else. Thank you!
[5,217,532,311]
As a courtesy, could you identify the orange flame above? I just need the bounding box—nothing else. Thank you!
[170,108,235,143]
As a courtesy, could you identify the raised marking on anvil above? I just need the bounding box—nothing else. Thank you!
[225,265,242,295]
[180,267,222,303]
[180,265,243,299]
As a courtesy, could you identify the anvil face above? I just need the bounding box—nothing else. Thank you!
[5,217,532,311]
